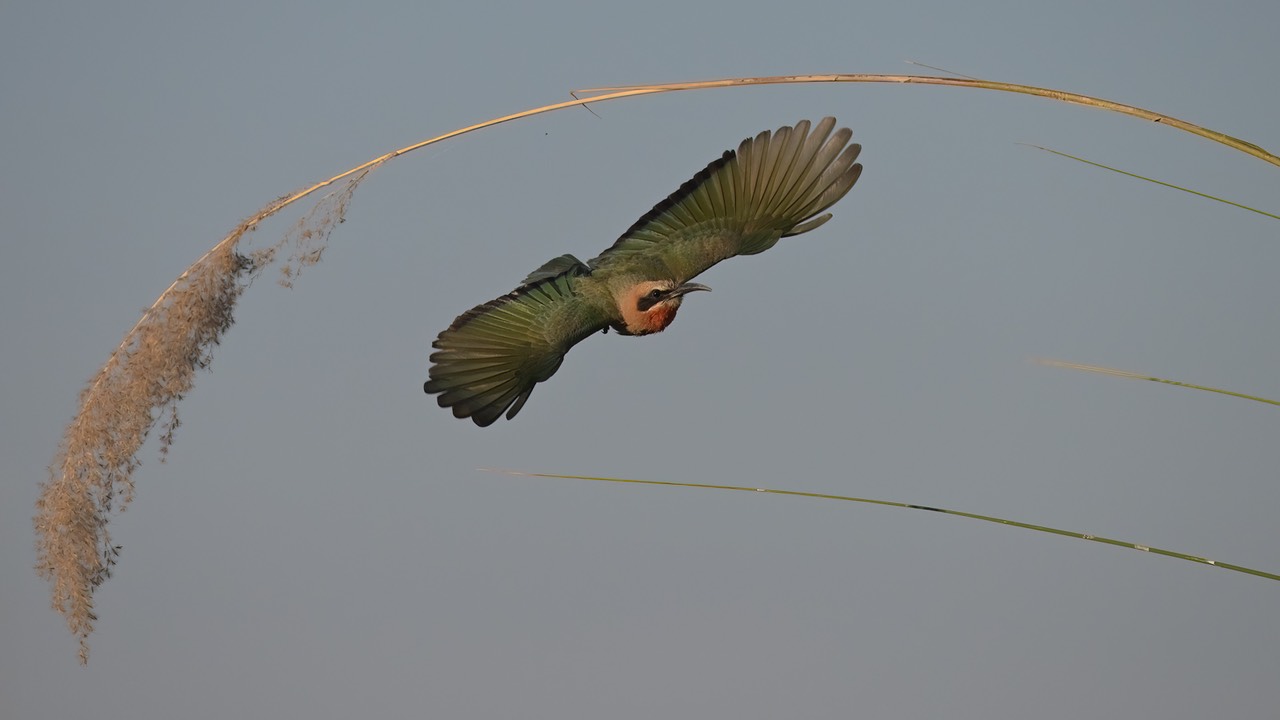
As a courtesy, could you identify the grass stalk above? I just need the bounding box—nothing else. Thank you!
[491,470,1280,582]
[1036,359,1280,407]
[1021,144,1280,220]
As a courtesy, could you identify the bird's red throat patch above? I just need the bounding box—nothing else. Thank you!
[644,304,679,334]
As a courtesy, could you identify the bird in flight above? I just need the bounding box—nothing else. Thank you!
[425,117,863,426]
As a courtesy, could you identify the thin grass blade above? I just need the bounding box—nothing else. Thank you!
[1021,144,1280,220]
[488,469,1280,583]
[1036,358,1280,407]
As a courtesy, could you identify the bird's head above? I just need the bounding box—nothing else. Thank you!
[616,280,711,336]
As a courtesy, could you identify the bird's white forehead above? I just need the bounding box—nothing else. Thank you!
[637,279,679,291]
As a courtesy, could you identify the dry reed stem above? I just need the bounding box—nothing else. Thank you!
[39,73,1276,663]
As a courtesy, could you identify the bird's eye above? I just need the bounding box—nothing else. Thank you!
[647,288,665,300]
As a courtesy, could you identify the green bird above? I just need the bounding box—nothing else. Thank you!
[425,117,863,426]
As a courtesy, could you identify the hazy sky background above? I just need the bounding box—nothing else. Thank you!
[4,2,1278,718]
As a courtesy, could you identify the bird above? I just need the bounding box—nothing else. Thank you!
[425,117,863,426]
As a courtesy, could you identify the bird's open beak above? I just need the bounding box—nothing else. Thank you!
[668,282,711,298]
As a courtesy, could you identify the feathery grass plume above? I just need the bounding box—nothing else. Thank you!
[36,172,369,663]
[273,170,371,288]
[36,240,249,664]
[39,73,1277,663]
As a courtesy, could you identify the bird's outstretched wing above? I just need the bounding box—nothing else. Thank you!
[425,266,609,426]
[591,117,862,282]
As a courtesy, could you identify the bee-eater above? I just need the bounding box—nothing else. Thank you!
[425,117,863,426]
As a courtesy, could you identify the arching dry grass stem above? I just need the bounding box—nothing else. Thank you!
[38,73,1276,663]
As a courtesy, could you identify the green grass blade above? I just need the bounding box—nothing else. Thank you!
[487,469,1280,582]
[1036,358,1280,407]
[1021,144,1280,220]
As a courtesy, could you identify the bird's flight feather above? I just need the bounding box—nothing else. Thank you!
[592,117,862,282]
[424,266,608,426]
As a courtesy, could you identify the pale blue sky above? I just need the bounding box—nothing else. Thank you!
[4,2,1279,718]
